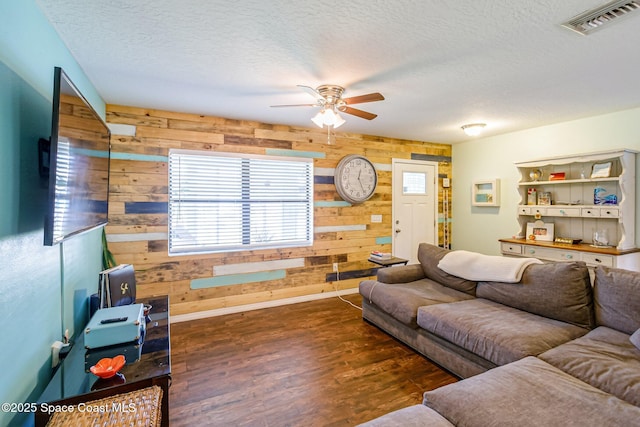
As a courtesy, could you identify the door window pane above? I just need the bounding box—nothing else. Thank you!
[403,172,426,195]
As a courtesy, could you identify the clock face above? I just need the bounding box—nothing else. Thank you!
[334,155,377,203]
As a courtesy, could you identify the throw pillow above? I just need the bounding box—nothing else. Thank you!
[476,261,594,329]
[594,266,640,335]
[417,243,477,295]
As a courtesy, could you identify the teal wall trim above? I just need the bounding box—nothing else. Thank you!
[314,200,351,208]
[265,148,326,159]
[76,148,110,158]
[110,151,168,162]
[375,236,393,245]
[191,270,287,289]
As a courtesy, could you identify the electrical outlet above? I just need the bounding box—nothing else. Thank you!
[333,262,339,272]
[51,341,64,368]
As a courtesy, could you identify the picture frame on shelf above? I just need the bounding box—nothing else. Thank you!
[537,192,551,205]
[590,162,612,179]
[526,221,554,242]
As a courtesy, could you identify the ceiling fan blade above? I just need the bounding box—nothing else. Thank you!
[342,92,385,105]
[270,103,318,108]
[339,106,378,120]
[297,85,324,100]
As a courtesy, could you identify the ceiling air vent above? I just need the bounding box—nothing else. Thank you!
[562,0,640,35]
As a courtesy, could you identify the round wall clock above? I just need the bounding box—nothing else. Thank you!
[334,154,378,204]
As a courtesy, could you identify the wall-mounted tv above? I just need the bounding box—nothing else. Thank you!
[44,67,111,246]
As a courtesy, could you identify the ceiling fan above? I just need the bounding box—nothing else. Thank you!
[271,85,384,128]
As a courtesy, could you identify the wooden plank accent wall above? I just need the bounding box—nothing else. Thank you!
[105,105,452,316]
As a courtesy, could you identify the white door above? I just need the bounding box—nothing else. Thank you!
[392,159,438,264]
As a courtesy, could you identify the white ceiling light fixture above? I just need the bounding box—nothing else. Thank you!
[461,123,487,136]
[311,107,346,129]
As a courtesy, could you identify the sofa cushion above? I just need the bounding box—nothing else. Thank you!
[476,261,594,329]
[632,328,640,350]
[423,357,640,427]
[417,244,477,295]
[417,299,589,366]
[356,404,455,427]
[359,278,474,328]
[376,264,425,284]
[594,266,640,334]
[539,326,640,407]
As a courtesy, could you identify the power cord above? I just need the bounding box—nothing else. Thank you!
[333,265,362,311]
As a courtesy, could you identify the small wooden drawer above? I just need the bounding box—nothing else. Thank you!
[531,207,547,216]
[524,246,575,262]
[547,207,580,217]
[581,253,614,267]
[518,206,531,215]
[582,208,600,217]
[501,243,522,255]
[599,208,619,218]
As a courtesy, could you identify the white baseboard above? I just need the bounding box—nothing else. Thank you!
[170,287,359,323]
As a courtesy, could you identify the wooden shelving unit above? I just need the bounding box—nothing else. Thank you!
[500,149,640,271]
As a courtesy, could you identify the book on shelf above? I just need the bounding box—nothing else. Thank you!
[370,251,392,260]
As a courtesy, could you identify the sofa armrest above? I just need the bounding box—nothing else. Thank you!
[377,264,425,284]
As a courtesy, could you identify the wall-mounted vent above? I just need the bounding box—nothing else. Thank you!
[562,0,640,35]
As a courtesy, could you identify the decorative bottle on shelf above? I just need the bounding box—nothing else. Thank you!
[527,188,537,205]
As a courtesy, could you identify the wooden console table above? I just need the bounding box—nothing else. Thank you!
[499,238,640,271]
[36,295,171,426]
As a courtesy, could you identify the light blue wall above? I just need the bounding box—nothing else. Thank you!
[0,2,105,426]
[452,107,640,255]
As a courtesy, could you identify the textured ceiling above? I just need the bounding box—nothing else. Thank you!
[36,0,640,143]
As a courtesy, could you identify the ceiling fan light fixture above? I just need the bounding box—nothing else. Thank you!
[272,84,384,129]
[332,111,346,128]
[311,110,326,128]
[312,108,345,129]
[461,123,486,136]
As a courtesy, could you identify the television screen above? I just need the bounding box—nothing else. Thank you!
[44,67,110,246]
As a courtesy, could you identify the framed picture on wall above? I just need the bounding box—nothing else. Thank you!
[471,179,500,206]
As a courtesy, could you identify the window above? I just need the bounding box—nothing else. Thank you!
[402,171,427,195]
[168,150,313,255]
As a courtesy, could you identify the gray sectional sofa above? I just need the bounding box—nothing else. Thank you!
[358,243,640,426]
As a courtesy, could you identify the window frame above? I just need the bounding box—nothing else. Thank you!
[168,149,314,256]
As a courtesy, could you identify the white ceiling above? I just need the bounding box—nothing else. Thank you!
[36,0,640,143]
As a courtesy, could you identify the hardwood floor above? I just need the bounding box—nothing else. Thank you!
[169,294,457,426]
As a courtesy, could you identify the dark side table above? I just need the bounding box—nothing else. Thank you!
[35,295,171,426]
[368,256,409,267]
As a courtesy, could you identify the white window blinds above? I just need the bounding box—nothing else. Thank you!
[168,149,313,255]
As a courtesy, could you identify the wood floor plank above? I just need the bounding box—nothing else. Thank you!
[169,294,457,426]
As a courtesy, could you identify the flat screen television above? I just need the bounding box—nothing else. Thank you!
[44,67,111,246]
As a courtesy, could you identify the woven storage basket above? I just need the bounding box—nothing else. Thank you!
[46,385,162,427]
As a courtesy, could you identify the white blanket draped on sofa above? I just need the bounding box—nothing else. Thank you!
[437,250,542,283]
